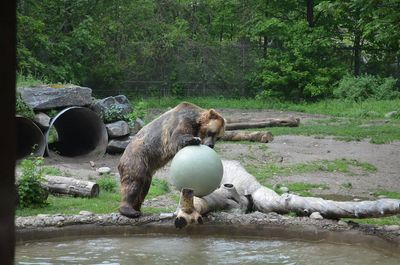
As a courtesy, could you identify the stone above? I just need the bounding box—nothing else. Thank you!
[97,167,111,175]
[91,95,132,122]
[130,118,145,135]
[89,161,95,167]
[79,210,94,216]
[33,112,51,129]
[338,220,348,226]
[384,225,400,231]
[279,186,289,193]
[19,85,92,110]
[384,111,399,119]
[106,136,133,154]
[310,212,324,219]
[106,120,130,138]
[114,95,130,105]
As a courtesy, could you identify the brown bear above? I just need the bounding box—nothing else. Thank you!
[117,102,225,218]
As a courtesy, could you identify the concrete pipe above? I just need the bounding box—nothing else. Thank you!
[16,116,46,160]
[46,107,108,159]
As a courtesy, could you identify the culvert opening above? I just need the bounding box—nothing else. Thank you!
[46,107,108,158]
[16,116,46,160]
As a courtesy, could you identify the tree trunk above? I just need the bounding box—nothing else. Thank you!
[263,35,268,58]
[222,131,273,143]
[307,0,314,27]
[42,175,99,198]
[354,31,362,77]
[175,161,400,228]
[226,117,300,130]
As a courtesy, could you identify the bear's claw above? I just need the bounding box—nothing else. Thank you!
[187,137,201,146]
[174,216,188,229]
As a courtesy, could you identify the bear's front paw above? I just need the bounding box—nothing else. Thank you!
[187,137,201,146]
[119,205,141,218]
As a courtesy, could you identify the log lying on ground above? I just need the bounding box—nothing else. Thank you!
[222,131,273,143]
[226,117,300,130]
[176,160,400,227]
[42,175,99,198]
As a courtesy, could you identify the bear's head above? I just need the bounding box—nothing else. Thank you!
[198,109,225,149]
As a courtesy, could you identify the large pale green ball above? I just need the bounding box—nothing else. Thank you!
[170,145,223,196]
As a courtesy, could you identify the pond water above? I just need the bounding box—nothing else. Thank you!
[15,234,399,265]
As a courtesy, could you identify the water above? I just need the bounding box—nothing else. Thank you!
[15,234,399,265]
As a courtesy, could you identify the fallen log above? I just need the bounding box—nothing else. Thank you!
[222,131,273,143]
[175,160,400,228]
[42,175,99,198]
[226,117,300,130]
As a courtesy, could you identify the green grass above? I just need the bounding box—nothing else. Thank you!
[138,97,400,119]
[246,159,377,183]
[16,192,121,216]
[16,179,172,217]
[265,118,400,144]
[343,215,400,226]
[41,166,62,176]
[138,97,400,144]
[16,73,48,88]
[274,182,329,196]
[373,191,400,199]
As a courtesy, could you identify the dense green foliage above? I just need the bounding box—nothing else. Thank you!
[17,157,48,208]
[16,93,35,119]
[17,0,399,100]
[334,75,399,101]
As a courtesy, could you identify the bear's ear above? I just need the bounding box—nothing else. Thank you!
[209,109,218,118]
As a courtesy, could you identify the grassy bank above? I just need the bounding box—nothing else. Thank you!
[139,97,400,143]
[140,97,400,120]
[16,178,173,217]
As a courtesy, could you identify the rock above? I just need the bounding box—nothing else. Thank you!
[37,214,50,218]
[106,136,133,154]
[384,225,400,231]
[19,85,92,110]
[279,186,289,193]
[338,220,348,226]
[135,118,145,128]
[91,95,132,122]
[310,212,324,219]
[33,112,51,129]
[384,111,399,119]
[89,161,95,167]
[79,211,94,216]
[97,167,111,175]
[159,213,174,219]
[129,118,145,135]
[114,95,130,105]
[106,120,130,138]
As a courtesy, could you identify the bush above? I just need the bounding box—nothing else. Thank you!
[17,157,48,208]
[97,174,118,192]
[126,101,148,125]
[334,75,399,101]
[16,94,35,119]
[102,105,128,123]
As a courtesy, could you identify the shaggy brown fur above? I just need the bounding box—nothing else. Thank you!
[118,102,225,218]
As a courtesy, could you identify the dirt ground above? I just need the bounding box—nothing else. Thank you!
[44,108,400,202]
